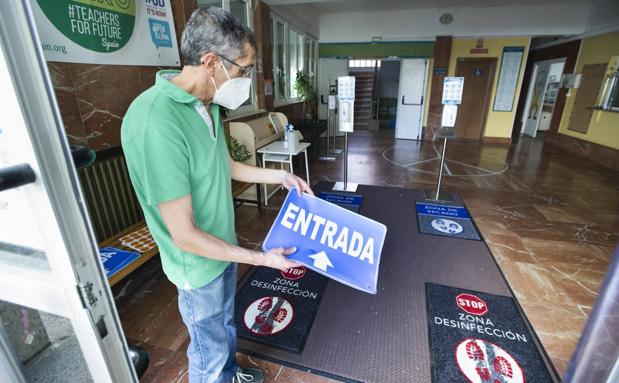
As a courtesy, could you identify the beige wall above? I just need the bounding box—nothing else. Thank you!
[447,37,531,139]
[557,31,619,150]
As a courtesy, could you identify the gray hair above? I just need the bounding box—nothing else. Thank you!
[180,6,256,66]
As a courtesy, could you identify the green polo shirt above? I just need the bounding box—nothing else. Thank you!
[121,70,235,289]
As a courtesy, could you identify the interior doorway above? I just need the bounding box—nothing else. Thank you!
[454,58,497,140]
[520,58,566,138]
[395,59,428,140]
[348,59,381,130]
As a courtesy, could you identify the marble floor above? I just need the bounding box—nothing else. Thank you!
[114,130,619,382]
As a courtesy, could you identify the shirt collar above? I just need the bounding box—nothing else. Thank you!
[155,70,221,127]
[155,70,197,104]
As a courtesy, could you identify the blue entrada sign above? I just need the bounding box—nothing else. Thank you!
[99,247,141,278]
[263,189,387,294]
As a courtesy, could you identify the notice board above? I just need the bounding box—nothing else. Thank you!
[567,63,608,134]
[493,47,525,112]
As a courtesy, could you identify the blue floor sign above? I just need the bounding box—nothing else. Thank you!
[99,247,141,278]
[416,202,481,240]
[318,191,363,213]
[263,188,387,294]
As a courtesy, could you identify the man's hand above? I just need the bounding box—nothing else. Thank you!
[254,247,302,271]
[281,171,314,196]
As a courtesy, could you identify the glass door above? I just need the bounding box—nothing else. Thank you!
[0,2,136,382]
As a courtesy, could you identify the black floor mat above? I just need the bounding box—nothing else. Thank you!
[426,283,554,382]
[235,266,328,353]
[236,184,558,382]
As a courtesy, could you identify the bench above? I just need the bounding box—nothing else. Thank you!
[79,147,260,286]
[77,148,157,286]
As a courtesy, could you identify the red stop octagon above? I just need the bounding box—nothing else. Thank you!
[456,293,488,316]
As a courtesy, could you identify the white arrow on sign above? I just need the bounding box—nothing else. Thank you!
[308,251,334,272]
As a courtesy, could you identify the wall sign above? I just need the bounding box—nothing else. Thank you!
[493,46,525,112]
[442,77,464,105]
[31,0,180,66]
[469,38,488,54]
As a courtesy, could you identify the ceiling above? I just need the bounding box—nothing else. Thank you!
[265,0,594,14]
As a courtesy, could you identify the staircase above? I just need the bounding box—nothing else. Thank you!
[349,71,376,130]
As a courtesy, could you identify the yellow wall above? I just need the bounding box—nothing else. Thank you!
[447,37,531,139]
[557,31,619,150]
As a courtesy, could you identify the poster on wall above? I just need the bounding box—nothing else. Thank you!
[493,46,525,112]
[30,0,180,66]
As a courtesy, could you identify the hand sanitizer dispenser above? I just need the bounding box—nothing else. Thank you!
[333,76,358,192]
[337,76,355,133]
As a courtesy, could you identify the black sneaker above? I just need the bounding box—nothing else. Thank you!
[231,367,264,383]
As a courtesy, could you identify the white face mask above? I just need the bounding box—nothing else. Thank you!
[211,59,251,110]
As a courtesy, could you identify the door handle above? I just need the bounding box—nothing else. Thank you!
[320,95,327,105]
[0,163,36,192]
[402,95,423,105]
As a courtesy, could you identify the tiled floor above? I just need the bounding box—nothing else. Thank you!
[115,130,619,382]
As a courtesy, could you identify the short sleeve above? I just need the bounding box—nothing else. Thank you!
[141,126,191,206]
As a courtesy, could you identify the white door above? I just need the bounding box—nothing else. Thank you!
[395,59,428,140]
[0,2,135,382]
[318,59,348,136]
[521,59,566,138]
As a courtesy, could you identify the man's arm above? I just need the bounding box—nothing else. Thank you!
[229,157,314,195]
[158,194,300,270]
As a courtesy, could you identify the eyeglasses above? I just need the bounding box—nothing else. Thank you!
[219,54,253,78]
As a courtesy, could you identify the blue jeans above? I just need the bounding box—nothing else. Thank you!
[177,263,238,383]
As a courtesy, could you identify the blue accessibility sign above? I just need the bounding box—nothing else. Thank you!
[263,189,387,294]
[99,247,141,278]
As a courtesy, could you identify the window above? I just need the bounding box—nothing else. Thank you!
[310,39,318,88]
[348,59,381,68]
[198,0,223,7]
[229,0,248,26]
[273,17,287,102]
[271,13,318,105]
[288,29,305,98]
[288,29,298,98]
[602,70,619,111]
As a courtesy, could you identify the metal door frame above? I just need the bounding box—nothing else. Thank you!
[0,1,136,381]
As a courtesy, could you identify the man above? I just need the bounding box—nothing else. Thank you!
[121,7,312,383]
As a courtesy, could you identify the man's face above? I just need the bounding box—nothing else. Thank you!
[230,42,254,78]
[215,42,255,84]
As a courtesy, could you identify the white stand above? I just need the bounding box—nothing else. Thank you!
[332,132,358,192]
[328,114,343,156]
[424,136,452,202]
[319,108,337,161]
[424,99,461,202]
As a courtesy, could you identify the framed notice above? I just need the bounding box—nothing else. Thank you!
[442,77,464,105]
[493,46,525,112]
